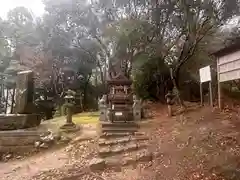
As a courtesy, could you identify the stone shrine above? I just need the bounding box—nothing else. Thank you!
[107,75,133,122]
[95,60,151,170]
[99,58,142,122]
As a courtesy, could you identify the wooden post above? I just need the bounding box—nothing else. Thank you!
[209,81,213,107]
[217,58,222,109]
[200,82,203,106]
[167,104,172,117]
[218,81,221,109]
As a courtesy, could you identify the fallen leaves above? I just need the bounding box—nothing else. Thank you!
[189,172,225,180]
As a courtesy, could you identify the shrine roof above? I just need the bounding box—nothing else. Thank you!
[212,42,240,57]
[106,73,132,85]
[107,79,132,85]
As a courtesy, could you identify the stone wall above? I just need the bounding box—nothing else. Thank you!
[0,130,42,153]
[0,114,41,130]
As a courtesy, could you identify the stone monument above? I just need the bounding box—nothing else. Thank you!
[0,70,46,155]
[15,70,34,114]
[0,70,40,130]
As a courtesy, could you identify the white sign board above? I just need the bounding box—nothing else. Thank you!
[199,66,211,83]
[115,112,123,116]
[218,50,240,82]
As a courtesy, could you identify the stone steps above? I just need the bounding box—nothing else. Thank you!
[101,127,138,133]
[100,132,133,138]
[0,130,45,136]
[92,121,151,171]
[105,149,153,167]
[0,145,36,153]
[98,136,148,146]
[89,149,153,171]
[98,141,148,158]
[100,131,146,139]
[101,122,139,128]
[0,129,45,153]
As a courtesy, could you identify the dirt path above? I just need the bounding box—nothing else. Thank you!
[0,124,98,180]
[0,148,68,180]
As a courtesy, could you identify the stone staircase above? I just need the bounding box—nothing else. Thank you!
[95,121,152,169]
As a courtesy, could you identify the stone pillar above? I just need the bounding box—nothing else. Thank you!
[99,95,107,121]
[133,95,141,121]
[15,70,34,114]
[66,104,73,124]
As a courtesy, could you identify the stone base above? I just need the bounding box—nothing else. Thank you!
[133,110,141,121]
[0,129,45,153]
[60,123,80,133]
[108,110,133,122]
[99,108,107,121]
[0,114,41,130]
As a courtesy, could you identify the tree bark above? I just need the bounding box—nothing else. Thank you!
[10,87,15,114]
[5,88,9,114]
[83,73,92,110]
[171,67,185,108]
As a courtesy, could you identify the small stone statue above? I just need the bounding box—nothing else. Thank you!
[133,95,142,121]
[99,95,107,121]
[165,91,174,117]
[99,95,107,106]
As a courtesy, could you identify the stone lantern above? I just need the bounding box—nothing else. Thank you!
[60,89,79,132]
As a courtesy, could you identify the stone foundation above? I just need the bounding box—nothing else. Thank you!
[0,114,41,130]
[0,130,44,153]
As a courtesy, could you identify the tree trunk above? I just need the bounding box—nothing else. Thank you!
[10,87,15,114]
[5,88,9,114]
[171,67,185,108]
[97,61,105,85]
[83,74,92,111]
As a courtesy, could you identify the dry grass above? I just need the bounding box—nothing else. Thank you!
[73,112,99,124]
[38,112,99,134]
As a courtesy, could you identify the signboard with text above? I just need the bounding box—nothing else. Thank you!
[218,50,240,82]
[199,66,211,83]
[199,65,213,106]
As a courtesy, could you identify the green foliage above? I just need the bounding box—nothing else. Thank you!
[133,57,172,101]
[221,82,240,101]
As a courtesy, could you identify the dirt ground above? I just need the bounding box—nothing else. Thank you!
[1,103,240,180]
[103,103,240,180]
